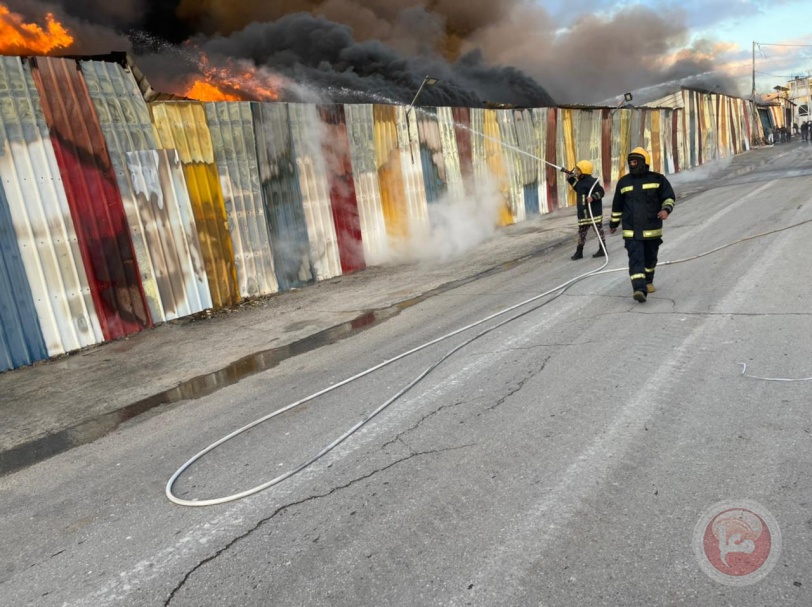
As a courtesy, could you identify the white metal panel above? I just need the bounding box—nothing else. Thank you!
[288,103,342,281]
[497,110,526,223]
[126,149,212,318]
[436,107,465,201]
[0,56,102,356]
[532,108,550,214]
[80,58,167,322]
[396,105,429,237]
[344,104,387,266]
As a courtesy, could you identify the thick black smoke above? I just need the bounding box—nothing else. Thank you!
[4,0,744,105]
[195,14,554,106]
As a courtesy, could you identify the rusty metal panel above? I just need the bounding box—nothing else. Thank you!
[451,107,474,193]
[0,56,102,357]
[0,181,47,371]
[205,102,278,297]
[288,103,342,281]
[125,149,213,319]
[436,107,465,201]
[415,107,447,205]
[252,102,315,290]
[31,56,151,340]
[373,104,409,243]
[318,105,365,274]
[544,108,559,212]
[150,101,240,307]
[397,105,429,236]
[600,109,613,190]
[344,104,387,266]
[80,58,170,322]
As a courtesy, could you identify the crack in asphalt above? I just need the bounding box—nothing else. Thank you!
[486,356,551,412]
[163,444,472,606]
[380,397,477,451]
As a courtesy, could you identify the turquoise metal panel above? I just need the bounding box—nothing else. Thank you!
[252,102,314,290]
[0,181,47,371]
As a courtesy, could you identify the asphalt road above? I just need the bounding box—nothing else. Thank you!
[2,142,811,606]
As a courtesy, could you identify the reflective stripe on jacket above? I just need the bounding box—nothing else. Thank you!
[609,169,675,239]
[567,174,605,224]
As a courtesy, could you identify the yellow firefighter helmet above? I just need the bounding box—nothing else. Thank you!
[575,160,594,175]
[628,147,651,166]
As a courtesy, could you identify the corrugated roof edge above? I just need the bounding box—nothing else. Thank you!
[12,52,188,103]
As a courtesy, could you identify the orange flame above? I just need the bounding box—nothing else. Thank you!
[0,4,74,55]
[184,53,282,102]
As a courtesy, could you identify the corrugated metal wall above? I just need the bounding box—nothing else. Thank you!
[288,103,342,281]
[0,181,47,371]
[125,149,213,318]
[252,102,315,290]
[318,105,366,274]
[0,56,104,361]
[150,101,240,308]
[374,104,410,242]
[31,56,151,340]
[0,55,767,371]
[344,104,387,265]
[205,101,278,297]
[416,107,446,205]
[80,59,170,323]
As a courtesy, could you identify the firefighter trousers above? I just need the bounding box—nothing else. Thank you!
[624,238,662,293]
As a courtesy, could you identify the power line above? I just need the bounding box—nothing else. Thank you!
[756,43,812,48]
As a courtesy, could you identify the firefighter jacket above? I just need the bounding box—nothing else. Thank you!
[609,169,675,239]
[567,175,605,226]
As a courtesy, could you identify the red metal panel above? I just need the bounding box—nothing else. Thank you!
[318,105,365,274]
[451,107,473,185]
[671,111,680,173]
[30,56,150,339]
[545,108,558,211]
[601,109,612,190]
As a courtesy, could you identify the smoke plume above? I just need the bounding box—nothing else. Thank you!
[3,0,744,105]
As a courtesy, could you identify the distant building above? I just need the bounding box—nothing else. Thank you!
[787,75,812,126]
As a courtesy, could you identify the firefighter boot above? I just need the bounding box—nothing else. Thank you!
[646,283,656,293]
[592,245,606,258]
[571,246,584,260]
[633,290,647,303]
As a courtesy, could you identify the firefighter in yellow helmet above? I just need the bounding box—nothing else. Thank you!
[609,147,675,302]
[562,159,605,260]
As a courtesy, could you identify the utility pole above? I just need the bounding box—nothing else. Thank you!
[752,41,756,103]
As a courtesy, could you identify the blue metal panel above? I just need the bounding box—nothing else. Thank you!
[416,109,447,204]
[523,184,540,216]
[0,182,47,371]
[251,102,314,291]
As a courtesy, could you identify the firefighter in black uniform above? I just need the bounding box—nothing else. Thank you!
[609,147,675,303]
[563,160,606,260]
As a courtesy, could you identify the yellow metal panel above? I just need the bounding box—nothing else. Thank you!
[651,110,662,173]
[482,109,512,226]
[561,109,577,207]
[150,102,239,307]
[373,104,409,241]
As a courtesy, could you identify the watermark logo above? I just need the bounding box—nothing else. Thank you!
[693,500,781,586]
